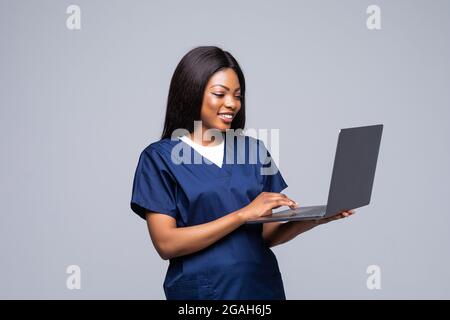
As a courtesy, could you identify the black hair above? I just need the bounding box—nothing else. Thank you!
[161,46,246,139]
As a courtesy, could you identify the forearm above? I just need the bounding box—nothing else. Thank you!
[263,220,318,248]
[159,209,247,259]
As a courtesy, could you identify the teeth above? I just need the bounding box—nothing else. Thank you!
[219,114,233,119]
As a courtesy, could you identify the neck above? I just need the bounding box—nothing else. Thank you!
[189,127,223,147]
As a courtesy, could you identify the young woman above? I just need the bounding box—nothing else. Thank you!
[130,46,355,300]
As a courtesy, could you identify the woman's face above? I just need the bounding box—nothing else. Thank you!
[199,68,242,135]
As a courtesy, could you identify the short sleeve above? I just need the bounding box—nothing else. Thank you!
[258,140,288,193]
[130,147,179,220]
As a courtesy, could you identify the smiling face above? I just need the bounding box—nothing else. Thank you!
[197,68,242,141]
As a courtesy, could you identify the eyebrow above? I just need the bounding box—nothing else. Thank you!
[209,84,241,91]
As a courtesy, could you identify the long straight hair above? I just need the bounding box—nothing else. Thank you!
[161,46,246,140]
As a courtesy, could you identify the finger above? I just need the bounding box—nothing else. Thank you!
[271,193,300,209]
[330,213,345,221]
[320,212,351,225]
[276,198,295,207]
[339,210,353,217]
[270,197,296,208]
[343,210,355,217]
[336,212,352,220]
[288,201,300,209]
[267,199,287,210]
[269,193,294,202]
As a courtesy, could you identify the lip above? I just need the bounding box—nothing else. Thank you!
[217,112,234,124]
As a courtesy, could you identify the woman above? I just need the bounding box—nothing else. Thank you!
[130,46,355,300]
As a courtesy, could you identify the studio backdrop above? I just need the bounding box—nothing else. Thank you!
[1,0,449,299]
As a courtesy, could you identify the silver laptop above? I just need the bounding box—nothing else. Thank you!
[246,124,383,224]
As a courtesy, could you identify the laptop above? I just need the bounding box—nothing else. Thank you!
[246,124,383,224]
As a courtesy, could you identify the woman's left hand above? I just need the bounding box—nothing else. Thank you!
[315,209,356,225]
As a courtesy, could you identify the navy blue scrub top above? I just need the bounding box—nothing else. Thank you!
[130,134,288,300]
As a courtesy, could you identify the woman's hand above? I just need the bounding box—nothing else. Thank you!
[240,192,299,222]
[314,209,356,226]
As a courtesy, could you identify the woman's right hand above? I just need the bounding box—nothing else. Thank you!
[239,192,299,222]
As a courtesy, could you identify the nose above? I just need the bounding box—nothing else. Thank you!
[224,96,238,110]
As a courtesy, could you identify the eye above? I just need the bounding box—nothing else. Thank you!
[235,95,242,100]
[212,93,225,97]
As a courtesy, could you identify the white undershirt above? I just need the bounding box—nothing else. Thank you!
[179,135,224,168]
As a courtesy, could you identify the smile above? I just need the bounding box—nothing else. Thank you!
[218,113,234,123]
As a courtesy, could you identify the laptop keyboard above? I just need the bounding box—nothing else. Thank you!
[273,206,326,218]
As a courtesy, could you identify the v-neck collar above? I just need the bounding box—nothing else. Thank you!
[179,135,224,168]
[174,134,234,176]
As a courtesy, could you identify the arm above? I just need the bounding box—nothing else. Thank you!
[146,208,246,260]
[263,209,356,248]
[263,220,318,248]
[145,192,295,260]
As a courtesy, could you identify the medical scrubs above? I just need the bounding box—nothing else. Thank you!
[130,133,288,300]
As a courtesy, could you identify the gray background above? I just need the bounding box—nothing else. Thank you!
[1,0,449,299]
